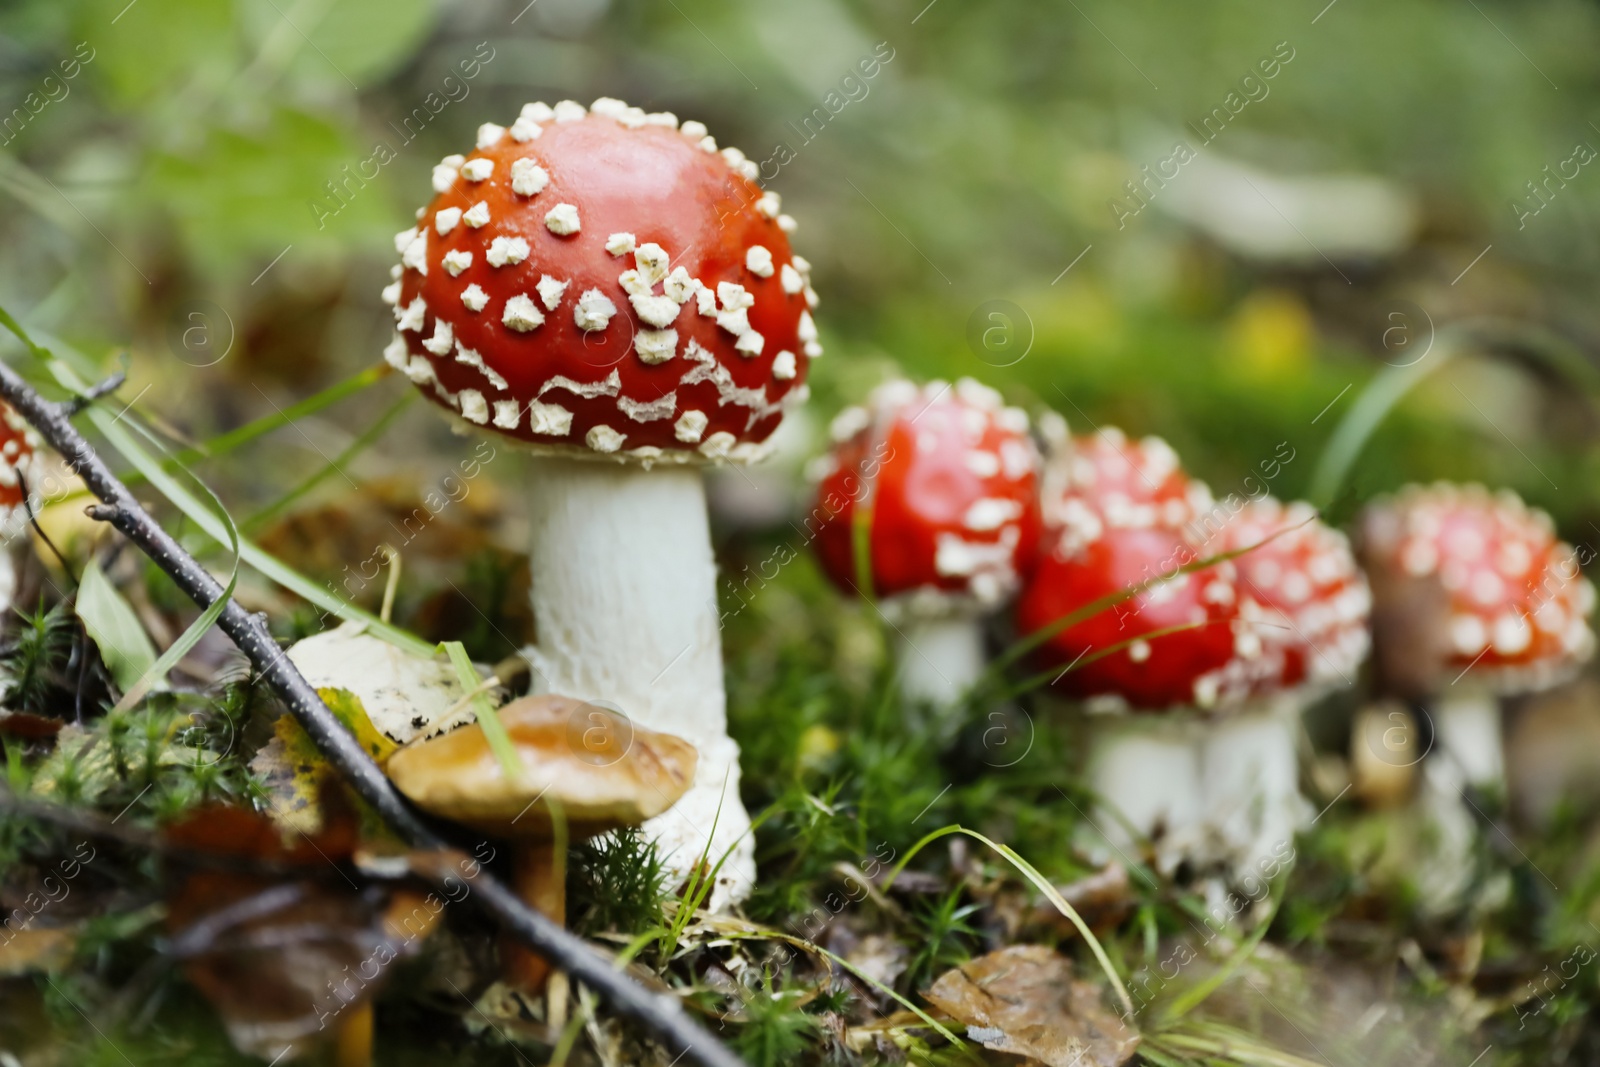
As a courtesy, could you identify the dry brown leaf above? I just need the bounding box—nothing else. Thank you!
[0,926,78,976]
[163,798,440,1061]
[923,944,1139,1067]
[1031,864,1133,936]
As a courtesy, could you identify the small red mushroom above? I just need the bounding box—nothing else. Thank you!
[380,99,819,907]
[1193,496,1370,877]
[1015,428,1252,869]
[1218,497,1371,695]
[809,378,1040,710]
[1016,524,1245,710]
[0,403,41,606]
[0,402,40,521]
[1358,483,1595,790]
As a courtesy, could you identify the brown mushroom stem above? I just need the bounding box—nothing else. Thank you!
[506,840,566,992]
[334,1001,374,1067]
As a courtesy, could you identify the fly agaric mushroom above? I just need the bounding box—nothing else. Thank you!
[1193,497,1370,876]
[809,378,1040,710]
[382,99,816,903]
[0,403,40,605]
[385,693,696,991]
[1016,427,1253,871]
[1357,483,1595,793]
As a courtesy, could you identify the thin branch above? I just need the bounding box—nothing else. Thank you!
[0,356,745,1067]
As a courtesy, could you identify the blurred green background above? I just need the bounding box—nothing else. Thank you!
[2,0,1599,540]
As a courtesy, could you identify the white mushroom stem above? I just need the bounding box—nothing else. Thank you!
[522,459,754,908]
[1198,694,1310,881]
[894,615,985,714]
[1083,713,1203,874]
[1429,687,1505,790]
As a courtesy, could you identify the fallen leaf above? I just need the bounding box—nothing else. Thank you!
[923,945,1139,1067]
[0,711,63,739]
[1031,863,1133,934]
[250,686,398,835]
[287,621,501,745]
[0,926,78,976]
[164,799,439,1062]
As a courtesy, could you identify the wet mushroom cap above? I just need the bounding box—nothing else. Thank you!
[382,99,815,465]
[1206,497,1371,695]
[1358,483,1596,694]
[385,693,698,838]
[810,378,1041,616]
[1015,524,1248,711]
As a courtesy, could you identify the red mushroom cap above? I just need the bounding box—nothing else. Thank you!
[810,378,1041,616]
[382,99,815,465]
[1015,524,1246,711]
[1358,483,1595,694]
[1205,497,1371,695]
[1041,427,1215,557]
[0,404,39,520]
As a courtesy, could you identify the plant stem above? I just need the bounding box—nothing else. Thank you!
[0,352,747,1067]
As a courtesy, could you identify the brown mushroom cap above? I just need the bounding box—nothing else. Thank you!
[386,693,697,839]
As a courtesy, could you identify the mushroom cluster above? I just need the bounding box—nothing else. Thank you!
[1015,427,1368,876]
[809,378,1040,711]
[383,98,819,906]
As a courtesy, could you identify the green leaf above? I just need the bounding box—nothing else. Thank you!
[145,105,390,271]
[75,561,159,694]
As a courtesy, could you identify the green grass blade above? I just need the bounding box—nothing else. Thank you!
[1307,348,1453,509]
[0,313,435,657]
[713,925,974,1059]
[1155,881,1286,1027]
[992,620,1210,702]
[438,640,519,779]
[170,364,394,469]
[242,391,414,533]
[111,422,242,712]
[882,824,1134,1016]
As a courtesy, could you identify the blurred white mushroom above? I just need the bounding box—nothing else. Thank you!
[1154,148,1418,263]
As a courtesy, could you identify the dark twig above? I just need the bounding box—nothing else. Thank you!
[62,369,127,416]
[15,470,76,585]
[0,359,745,1067]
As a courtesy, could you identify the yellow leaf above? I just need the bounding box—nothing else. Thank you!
[250,688,398,836]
